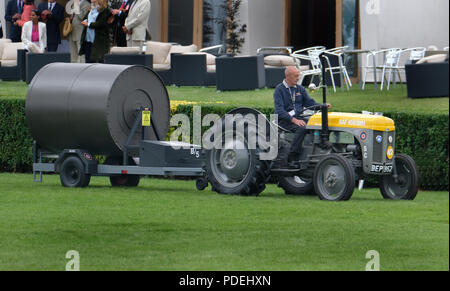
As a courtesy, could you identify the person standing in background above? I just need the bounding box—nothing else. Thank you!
[79,0,111,63]
[123,0,150,50]
[110,0,132,47]
[16,0,36,27]
[38,0,64,52]
[66,0,91,62]
[5,0,24,42]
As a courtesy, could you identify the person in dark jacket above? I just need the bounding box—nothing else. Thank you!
[274,66,331,163]
[37,0,64,51]
[110,0,132,47]
[5,0,24,42]
[79,0,111,63]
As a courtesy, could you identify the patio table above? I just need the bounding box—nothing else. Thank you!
[344,49,376,89]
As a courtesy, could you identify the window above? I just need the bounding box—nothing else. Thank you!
[202,0,227,48]
[342,0,359,76]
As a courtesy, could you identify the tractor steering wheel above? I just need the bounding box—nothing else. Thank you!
[298,105,323,118]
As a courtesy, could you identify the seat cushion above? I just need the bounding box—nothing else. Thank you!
[145,41,172,64]
[0,60,17,67]
[264,64,309,71]
[298,65,310,72]
[165,44,198,64]
[1,42,23,61]
[264,65,283,69]
[153,63,171,71]
[110,46,141,54]
[207,65,216,73]
[264,55,295,67]
[0,39,13,59]
[184,52,216,65]
[416,54,447,64]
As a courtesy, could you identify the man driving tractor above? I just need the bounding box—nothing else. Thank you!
[273,66,332,164]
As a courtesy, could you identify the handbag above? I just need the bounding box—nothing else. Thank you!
[62,17,73,38]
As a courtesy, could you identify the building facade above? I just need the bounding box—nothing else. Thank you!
[2,0,449,55]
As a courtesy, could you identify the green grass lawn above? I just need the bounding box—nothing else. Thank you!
[1,81,448,114]
[0,173,448,271]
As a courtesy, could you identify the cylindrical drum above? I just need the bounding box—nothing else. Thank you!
[26,63,170,156]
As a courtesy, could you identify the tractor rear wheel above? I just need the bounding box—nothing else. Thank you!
[313,154,355,201]
[379,154,419,200]
[105,156,140,187]
[204,125,271,196]
[278,176,316,196]
[205,146,271,196]
[204,111,273,196]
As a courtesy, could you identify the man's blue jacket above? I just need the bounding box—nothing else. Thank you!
[273,80,319,122]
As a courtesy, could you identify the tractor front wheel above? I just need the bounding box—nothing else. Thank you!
[379,154,419,200]
[313,154,355,201]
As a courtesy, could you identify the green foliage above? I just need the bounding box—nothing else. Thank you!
[219,0,247,55]
[0,100,448,190]
[0,99,33,172]
[386,111,449,190]
[2,81,449,114]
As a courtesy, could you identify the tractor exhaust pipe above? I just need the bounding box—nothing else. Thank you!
[320,53,330,146]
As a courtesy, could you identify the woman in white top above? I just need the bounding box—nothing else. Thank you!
[21,10,47,53]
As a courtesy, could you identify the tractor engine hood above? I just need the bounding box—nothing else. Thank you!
[307,113,396,132]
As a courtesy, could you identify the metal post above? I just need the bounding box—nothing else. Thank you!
[123,108,144,165]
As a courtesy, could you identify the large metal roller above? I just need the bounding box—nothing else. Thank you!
[26,63,170,156]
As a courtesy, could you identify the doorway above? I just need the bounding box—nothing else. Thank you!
[161,0,227,48]
[288,0,336,51]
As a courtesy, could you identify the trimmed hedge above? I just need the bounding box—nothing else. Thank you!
[0,99,33,172]
[1,101,448,190]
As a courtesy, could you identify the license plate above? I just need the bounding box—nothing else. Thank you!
[370,164,393,173]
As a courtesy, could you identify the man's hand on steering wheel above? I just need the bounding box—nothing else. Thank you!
[291,118,306,127]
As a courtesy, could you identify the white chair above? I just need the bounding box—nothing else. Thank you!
[291,46,326,87]
[395,47,426,72]
[386,47,426,87]
[362,48,400,90]
[380,49,404,90]
[200,44,226,56]
[323,46,352,92]
[402,47,426,64]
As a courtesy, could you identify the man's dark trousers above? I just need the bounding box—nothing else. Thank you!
[279,118,308,155]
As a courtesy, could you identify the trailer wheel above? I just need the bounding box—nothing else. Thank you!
[313,154,355,201]
[379,154,419,200]
[105,156,140,187]
[196,178,208,191]
[278,176,316,196]
[60,156,91,188]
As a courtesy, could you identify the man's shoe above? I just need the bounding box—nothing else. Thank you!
[287,160,301,169]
